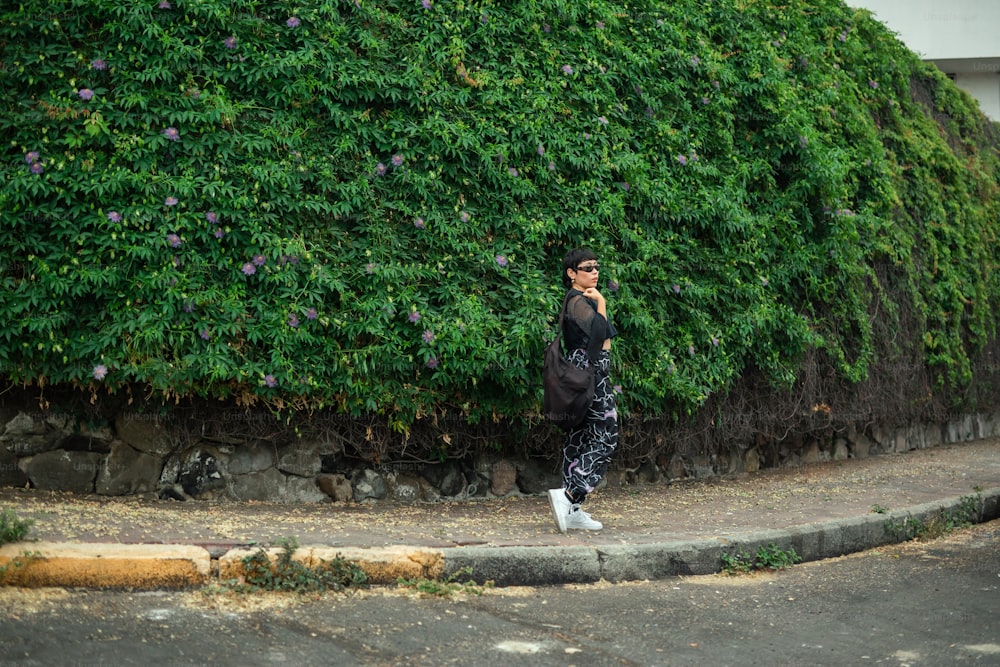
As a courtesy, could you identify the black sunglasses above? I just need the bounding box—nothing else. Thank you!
[575,263,600,273]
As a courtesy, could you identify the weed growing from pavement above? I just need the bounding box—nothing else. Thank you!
[0,549,41,583]
[211,537,368,595]
[0,509,33,546]
[721,543,802,575]
[397,566,494,598]
[884,492,985,542]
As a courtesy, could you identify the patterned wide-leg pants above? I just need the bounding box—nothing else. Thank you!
[562,349,618,504]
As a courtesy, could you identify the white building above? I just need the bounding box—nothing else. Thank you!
[850,0,1000,121]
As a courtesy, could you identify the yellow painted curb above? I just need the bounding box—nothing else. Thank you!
[219,545,445,586]
[0,542,211,589]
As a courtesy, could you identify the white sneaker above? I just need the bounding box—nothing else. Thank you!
[548,489,570,532]
[566,505,603,531]
[548,489,603,531]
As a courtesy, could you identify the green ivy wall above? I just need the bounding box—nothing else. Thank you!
[1,1,998,454]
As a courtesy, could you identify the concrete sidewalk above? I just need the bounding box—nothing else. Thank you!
[2,439,999,588]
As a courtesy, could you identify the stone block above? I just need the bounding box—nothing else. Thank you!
[276,443,322,477]
[489,460,517,497]
[353,468,387,502]
[832,438,850,461]
[115,412,175,455]
[96,440,163,496]
[389,473,422,503]
[801,440,822,464]
[317,473,353,502]
[227,441,276,475]
[24,450,103,493]
[0,447,28,487]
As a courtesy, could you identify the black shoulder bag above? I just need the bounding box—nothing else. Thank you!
[543,292,602,431]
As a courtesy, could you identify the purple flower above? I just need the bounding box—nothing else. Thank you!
[214,228,225,239]
[376,162,386,176]
[104,211,121,223]
[158,0,171,8]
[224,36,238,49]
[690,56,700,67]
[25,151,39,164]
[761,277,769,287]
[30,162,43,175]
[421,0,432,8]
[425,357,439,369]
[288,313,300,328]
[711,336,720,347]
[78,88,94,101]
[672,284,681,294]
[548,161,556,171]
[597,116,608,125]
[93,364,108,380]
[286,16,300,28]
[200,329,211,340]
[646,106,654,118]
[167,233,181,248]
[91,59,107,70]
[495,254,508,268]
[537,145,545,156]
[460,212,470,223]
[391,154,403,167]
[677,154,688,166]
[422,329,435,344]
[205,211,218,223]
[689,345,696,356]
[613,384,622,394]
[365,262,376,274]
[162,127,180,141]
[305,308,318,320]
[414,216,426,229]
[264,374,277,388]
[608,280,619,292]
[868,79,878,89]
[252,254,265,267]
[183,300,195,313]
[408,311,421,323]
[241,262,256,276]
[165,196,178,206]
[596,21,605,30]
[508,167,518,177]
[561,64,573,75]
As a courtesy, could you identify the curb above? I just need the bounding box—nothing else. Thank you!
[0,542,211,589]
[439,487,1000,586]
[1,488,996,590]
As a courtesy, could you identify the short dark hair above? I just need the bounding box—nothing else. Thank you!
[561,248,597,288]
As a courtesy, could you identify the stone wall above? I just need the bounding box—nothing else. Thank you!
[2,406,998,503]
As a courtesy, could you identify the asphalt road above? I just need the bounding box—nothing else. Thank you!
[1,520,998,667]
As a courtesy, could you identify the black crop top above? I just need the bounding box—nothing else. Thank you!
[562,289,618,353]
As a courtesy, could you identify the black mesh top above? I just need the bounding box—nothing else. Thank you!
[562,289,618,355]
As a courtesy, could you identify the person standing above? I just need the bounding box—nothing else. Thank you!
[548,248,619,531]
